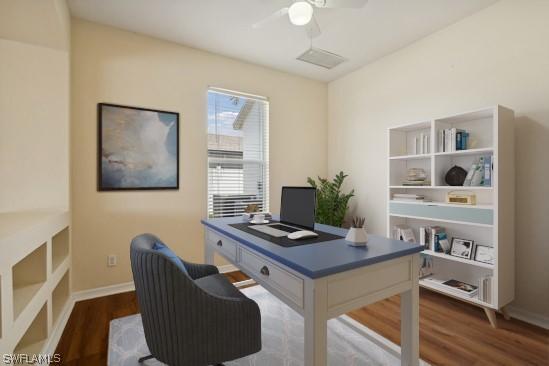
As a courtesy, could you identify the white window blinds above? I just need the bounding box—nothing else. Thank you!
[207,88,269,218]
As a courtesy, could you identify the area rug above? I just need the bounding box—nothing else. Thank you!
[108,285,428,365]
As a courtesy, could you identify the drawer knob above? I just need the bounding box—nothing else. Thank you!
[216,240,223,247]
[260,266,270,276]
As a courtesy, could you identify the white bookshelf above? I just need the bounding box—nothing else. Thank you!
[0,211,72,357]
[387,106,515,327]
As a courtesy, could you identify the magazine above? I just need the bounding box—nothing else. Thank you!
[442,279,478,297]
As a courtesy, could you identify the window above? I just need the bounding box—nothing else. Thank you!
[207,88,269,218]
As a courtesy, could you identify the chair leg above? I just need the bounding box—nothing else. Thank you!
[138,355,154,363]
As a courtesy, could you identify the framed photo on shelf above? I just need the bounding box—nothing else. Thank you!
[450,238,474,259]
[474,244,495,265]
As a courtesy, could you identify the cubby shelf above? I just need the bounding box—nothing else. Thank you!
[12,244,47,319]
[13,304,47,356]
[387,105,515,327]
[52,227,69,273]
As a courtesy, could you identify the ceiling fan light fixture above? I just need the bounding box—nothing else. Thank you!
[288,1,313,26]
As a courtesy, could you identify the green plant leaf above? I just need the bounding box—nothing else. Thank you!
[307,172,354,227]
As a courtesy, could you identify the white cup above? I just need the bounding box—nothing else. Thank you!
[252,214,265,223]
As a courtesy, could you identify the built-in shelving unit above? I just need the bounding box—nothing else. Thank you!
[387,106,515,327]
[0,211,71,357]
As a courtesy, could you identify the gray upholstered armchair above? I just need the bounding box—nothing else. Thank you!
[130,233,262,366]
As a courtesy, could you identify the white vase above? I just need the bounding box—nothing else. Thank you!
[345,227,368,246]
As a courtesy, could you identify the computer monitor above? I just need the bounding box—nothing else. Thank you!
[280,187,316,230]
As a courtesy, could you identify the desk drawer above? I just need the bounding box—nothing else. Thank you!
[206,230,238,262]
[239,247,303,308]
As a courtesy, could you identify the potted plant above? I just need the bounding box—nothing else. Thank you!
[345,217,368,246]
[307,171,354,227]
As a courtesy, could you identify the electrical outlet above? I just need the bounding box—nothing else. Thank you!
[107,254,117,267]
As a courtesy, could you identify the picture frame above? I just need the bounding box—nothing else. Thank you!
[98,103,179,191]
[474,244,495,265]
[450,238,474,259]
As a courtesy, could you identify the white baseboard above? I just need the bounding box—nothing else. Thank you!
[506,305,549,330]
[72,281,135,303]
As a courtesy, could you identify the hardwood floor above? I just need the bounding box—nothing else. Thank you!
[55,272,548,365]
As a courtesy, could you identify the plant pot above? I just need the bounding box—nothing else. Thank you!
[345,227,368,246]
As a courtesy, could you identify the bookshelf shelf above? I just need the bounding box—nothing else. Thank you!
[422,250,494,269]
[419,278,493,308]
[389,154,431,161]
[389,200,493,210]
[432,186,493,190]
[389,185,433,189]
[390,185,492,190]
[434,147,494,157]
[389,213,493,228]
[388,106,515,328]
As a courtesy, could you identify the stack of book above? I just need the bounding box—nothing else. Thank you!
[438,128,469,152]
[463,155,492,187]
[392,193,429,202]
[401,168,430,186]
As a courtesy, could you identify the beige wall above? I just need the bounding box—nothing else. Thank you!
[70,19,327,291]
[328,0,549,319]
[0,0,70,212]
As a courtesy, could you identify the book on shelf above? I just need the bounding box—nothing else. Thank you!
[478,276,492,303]
[419,226,429,247]
[423,277,479,298]
[393,193,425,199]
[392,225,416,243]
[392,193,430,202]
[427,226,449,253]
[463,155,492,187]
[439,128,469,152]
[401,180,431,186]
[414,133,430,155]
[419,254,433,278]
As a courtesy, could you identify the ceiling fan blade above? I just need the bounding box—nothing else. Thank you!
[314,0,368,8]
[306,15,321,38]
[252,7,289,29]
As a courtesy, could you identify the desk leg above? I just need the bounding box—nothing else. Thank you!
[304,279,327,366]
[401,254,419,366]
[204,241,214,265]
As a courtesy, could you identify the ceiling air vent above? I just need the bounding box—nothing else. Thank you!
[296,47,347,69]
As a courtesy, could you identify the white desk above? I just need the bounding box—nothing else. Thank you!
[202,217,422,366]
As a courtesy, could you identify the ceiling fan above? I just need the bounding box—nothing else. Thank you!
[252,0,368,38]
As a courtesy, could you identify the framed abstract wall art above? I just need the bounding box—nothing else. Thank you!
[98,103,179,190]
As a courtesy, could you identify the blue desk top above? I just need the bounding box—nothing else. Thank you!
[201,216,423,279]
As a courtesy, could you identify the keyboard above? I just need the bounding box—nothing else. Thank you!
[268,224,300,233]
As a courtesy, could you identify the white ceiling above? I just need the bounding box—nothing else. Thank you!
[68,0,497,82]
